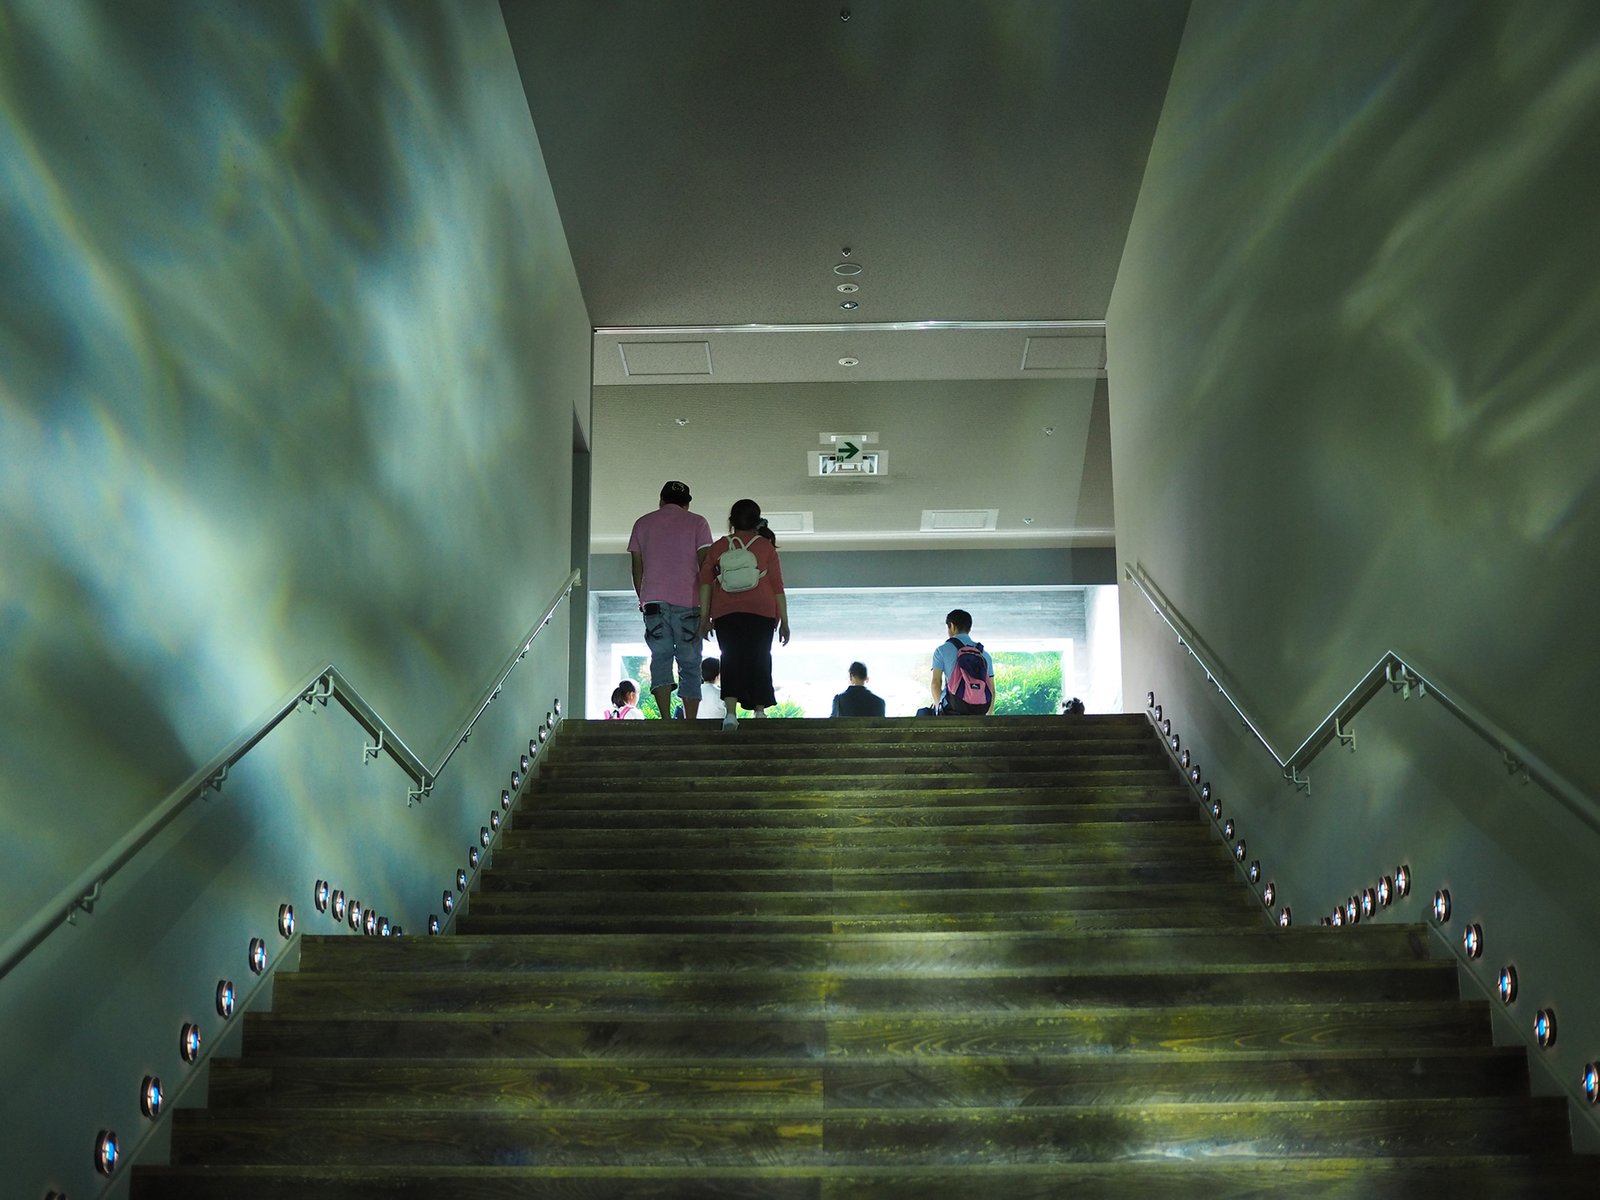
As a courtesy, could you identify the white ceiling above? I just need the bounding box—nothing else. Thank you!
[499,0,1192,552]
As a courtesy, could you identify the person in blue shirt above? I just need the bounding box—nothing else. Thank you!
[929,609,995,715]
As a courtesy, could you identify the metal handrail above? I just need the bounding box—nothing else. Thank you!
[1124,561,1598,837]
[0,568,580,983]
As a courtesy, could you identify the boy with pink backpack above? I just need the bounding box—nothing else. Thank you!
[923,609,995,716]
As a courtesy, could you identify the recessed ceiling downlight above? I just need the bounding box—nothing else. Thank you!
[836,282,859,293]
[833,262,863,276]
[838,357,859,367]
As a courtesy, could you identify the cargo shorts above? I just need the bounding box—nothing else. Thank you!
[642,601,703,699]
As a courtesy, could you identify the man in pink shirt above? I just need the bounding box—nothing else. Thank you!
[627,481,714,719]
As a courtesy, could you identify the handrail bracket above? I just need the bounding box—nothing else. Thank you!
[303,674,334,710]
[68,881,103,924]
[363,728,385,763]
[1285,764,1311,794]
[1503,749,1530,784]
[1386,661,1426,700]
[1335,716,1356,751]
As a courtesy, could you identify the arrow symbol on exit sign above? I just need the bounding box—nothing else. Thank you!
[837,441,860,460]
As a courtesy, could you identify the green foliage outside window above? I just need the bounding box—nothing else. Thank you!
[991,650,1064,716]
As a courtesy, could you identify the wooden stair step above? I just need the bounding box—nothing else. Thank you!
[297,927,1432,974]
[241,1001,1492,1059]
[530,768,1182,791]
[488,839,1224,869]
[129,1157,1600,1200]
[505,818,1219,843]
[451,908,1274,935]
[272,959,1458,1015]
[458,882,1254,918]
[517,799,1196,826]
[205,1045,1531,1111]
[519,785,1195,812]
[476,862,1240,892]
[165,1097,1573,1166]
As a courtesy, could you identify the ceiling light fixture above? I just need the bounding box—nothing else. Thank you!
[675,417,688,426]
[834,262,862,276]
[836,282,859,293]
[840,301,858,310]
[838,357,859,367]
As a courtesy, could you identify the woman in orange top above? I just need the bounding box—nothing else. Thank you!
[695,498,790,729]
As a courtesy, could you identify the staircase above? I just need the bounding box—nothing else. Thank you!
[135,715,1597,1197]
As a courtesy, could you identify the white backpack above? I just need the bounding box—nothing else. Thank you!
[716,534,765,593]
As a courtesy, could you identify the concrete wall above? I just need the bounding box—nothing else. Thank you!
[1108,0,1600,1146]
[0,2,590,1193]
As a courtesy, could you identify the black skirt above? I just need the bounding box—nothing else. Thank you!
[712,611,779,709]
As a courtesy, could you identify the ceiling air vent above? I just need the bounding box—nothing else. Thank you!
[617,341,712,376]
[921,509,999,532]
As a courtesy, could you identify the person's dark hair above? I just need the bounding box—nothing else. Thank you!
[701,657,720,683]
[610,680,638,708]
[660,480,692,506]
[945,609,973,633]
[849,661,868,682]
[729,498,777,546]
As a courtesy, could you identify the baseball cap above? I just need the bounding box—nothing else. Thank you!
[660,481,692,503]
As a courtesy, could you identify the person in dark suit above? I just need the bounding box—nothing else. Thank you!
[831,662,887,717]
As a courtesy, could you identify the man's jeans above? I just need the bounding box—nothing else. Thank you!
[642,601,702,699]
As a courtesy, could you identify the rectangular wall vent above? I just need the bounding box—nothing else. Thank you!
[921,508,999,532]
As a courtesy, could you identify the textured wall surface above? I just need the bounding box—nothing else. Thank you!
[0,1,589,1192]
[1108,0,1600,1147]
